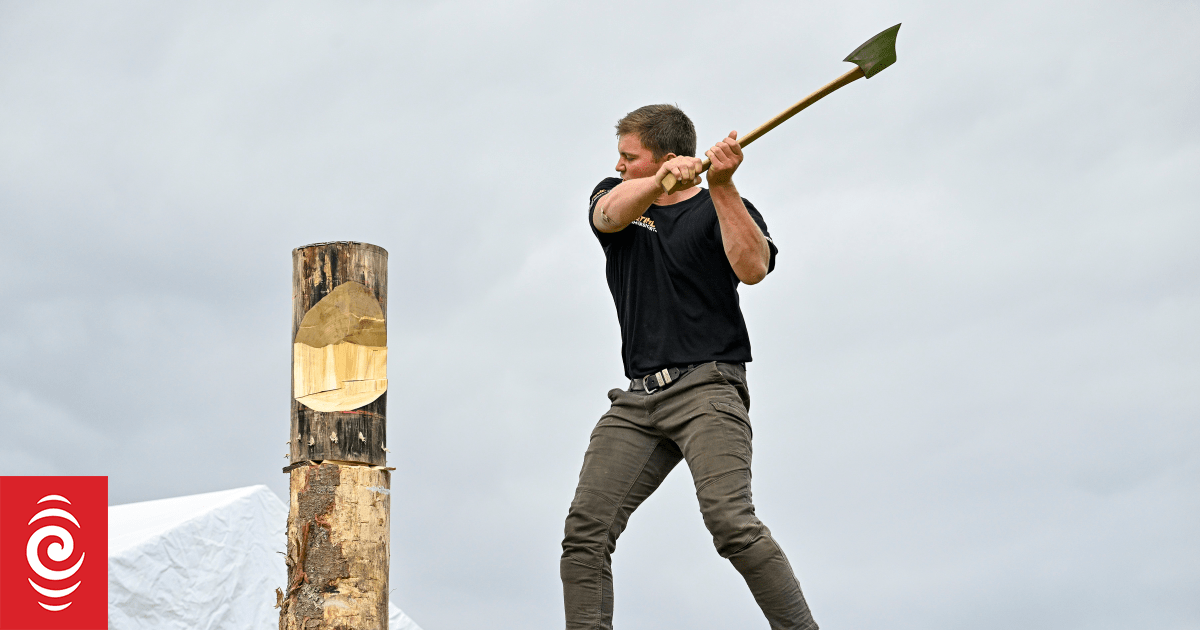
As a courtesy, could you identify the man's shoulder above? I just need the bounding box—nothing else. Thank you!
[590,177,623,206]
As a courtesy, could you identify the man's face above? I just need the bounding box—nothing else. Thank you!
[615,134,666,181]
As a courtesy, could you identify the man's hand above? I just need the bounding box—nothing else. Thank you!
[705,131,743,188]
[594,149,705,234]
[656,155,704,192]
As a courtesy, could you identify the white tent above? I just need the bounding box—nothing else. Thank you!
[109,485,421,630]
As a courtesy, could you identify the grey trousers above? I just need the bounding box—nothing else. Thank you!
[560,362,818,630]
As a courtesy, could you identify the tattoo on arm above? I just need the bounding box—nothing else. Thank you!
[592,189,617,228]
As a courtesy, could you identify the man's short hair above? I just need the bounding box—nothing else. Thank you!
[615,104,696,160]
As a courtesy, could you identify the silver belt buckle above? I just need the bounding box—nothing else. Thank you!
[641,368,672,393]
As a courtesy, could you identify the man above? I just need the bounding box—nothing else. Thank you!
[560,104,818,630]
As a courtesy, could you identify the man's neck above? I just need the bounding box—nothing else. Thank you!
[654,185,703,206]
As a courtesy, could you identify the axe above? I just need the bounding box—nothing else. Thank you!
[660,23,902,194]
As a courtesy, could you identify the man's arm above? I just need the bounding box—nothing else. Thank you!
[592,176,661,233]
[706,131,770,285]
[592,156,704,233]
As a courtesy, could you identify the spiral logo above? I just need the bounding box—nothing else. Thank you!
[25,495,85,612]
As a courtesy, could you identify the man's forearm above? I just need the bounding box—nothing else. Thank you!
[711,183,770,285]
[593,177,662,233]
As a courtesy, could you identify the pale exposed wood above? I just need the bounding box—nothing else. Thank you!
[296,380,388,413]
[279,463,390,630]
[660,65,866,194]
[294,281,386,348]
[293,279,388,413]
[293,342,388,412]
[293,343,387,397]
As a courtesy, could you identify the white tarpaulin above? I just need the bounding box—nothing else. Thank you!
[108,485,421,630]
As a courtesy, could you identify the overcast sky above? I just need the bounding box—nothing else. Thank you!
[1,1,1197,629]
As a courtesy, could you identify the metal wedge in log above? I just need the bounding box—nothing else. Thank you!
[660,23,902,194]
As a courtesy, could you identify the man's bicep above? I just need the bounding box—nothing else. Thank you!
[592,201,627,233]
[589,184,627,234]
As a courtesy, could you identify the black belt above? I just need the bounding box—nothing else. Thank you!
[630,364,701,394]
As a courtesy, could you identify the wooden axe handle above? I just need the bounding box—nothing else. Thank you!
[659,65,866,194]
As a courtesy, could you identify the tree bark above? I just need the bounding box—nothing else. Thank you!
[280,463,390,630]
[280,241,390,630]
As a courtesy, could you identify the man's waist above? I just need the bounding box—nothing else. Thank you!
[629,361,745,394]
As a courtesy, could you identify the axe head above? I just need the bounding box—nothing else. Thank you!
[844,23,901,79]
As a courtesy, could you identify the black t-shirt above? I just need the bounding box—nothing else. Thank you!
[589,176,778,379]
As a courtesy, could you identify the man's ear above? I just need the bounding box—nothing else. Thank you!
[660,152,677,163]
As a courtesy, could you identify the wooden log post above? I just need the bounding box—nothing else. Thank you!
[279,242,390,630]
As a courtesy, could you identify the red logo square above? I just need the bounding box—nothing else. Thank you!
[0,477,108,630]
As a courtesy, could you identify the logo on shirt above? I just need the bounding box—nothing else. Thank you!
[631,216,657,232]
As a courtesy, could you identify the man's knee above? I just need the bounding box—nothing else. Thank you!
[697,469,764,557]
[562,488,617,563]
[703,504,766,558]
